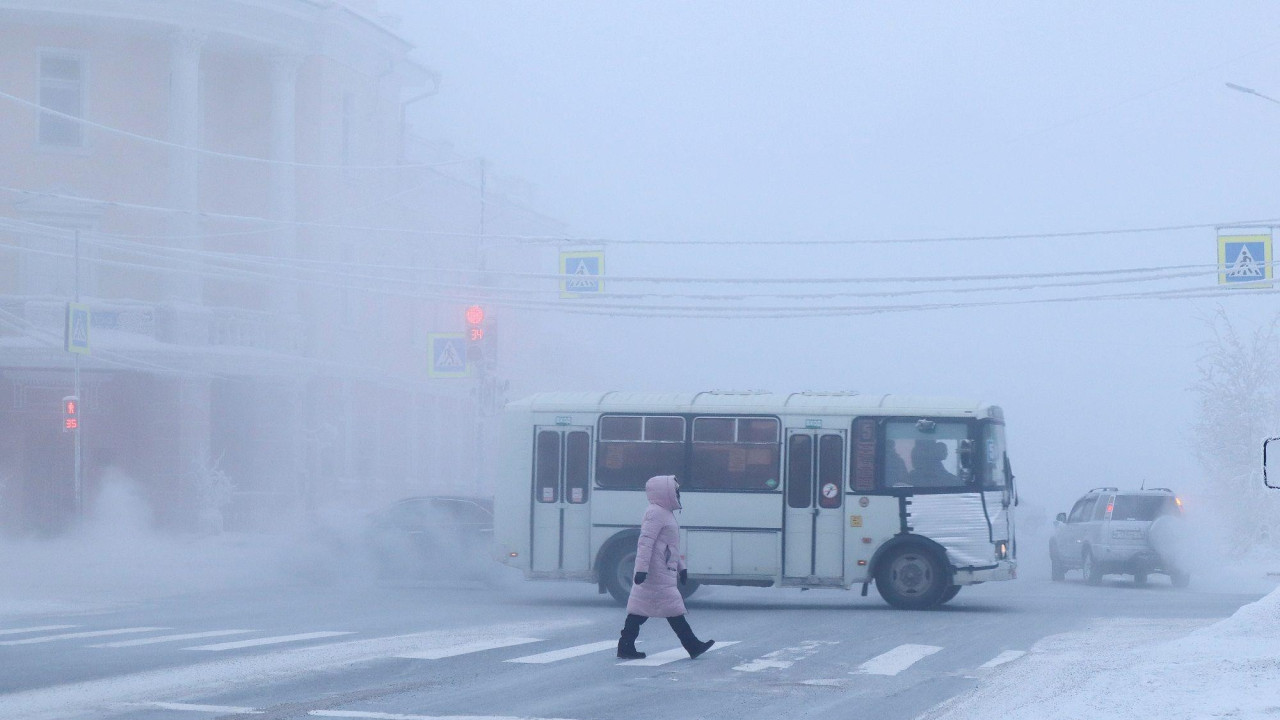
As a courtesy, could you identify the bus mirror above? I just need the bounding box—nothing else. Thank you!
[957,439,974,471]
[1055,512,1067,524]
[1265,438,1280,490]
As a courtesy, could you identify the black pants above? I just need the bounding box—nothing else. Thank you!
[619,613,699,652]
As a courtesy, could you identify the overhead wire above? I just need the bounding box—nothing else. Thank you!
[2,183,1277,249]
[0,88,476,172]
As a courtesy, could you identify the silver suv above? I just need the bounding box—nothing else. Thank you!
[1049,488,1189,587]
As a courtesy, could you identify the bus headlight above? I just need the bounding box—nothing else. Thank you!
[995,540,1008,559]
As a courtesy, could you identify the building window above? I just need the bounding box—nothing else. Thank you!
[39,52,84,147]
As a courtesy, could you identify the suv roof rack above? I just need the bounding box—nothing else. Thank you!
[1147,487,1174,493]
[1088,486,1118,493]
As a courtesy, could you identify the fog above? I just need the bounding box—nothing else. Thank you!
[393,2,1280,522]
[3,1,1280,698]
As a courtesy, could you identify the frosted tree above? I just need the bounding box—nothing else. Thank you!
[1192,307,1280,552]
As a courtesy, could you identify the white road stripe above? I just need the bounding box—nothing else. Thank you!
[618,640,739,667]
[505,640,617,664]
[733,640,836,672]
[188,632,354,651]
[0,625,77,636]
[92,630,254,648]
[0,627,168,646]
[979,649,1026,668]
[855,644,943,676]
[396,636,541,660]
[308,707,576,712]
[149,702,263,714]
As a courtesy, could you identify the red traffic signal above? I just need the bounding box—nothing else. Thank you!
[63,395,79,431]
[464,305,485,326]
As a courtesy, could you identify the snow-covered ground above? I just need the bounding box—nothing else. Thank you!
[923,579,1280,720]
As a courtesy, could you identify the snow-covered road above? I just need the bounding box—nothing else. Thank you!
[0,559,1274,720]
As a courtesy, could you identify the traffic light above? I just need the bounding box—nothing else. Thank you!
[465,305,486,363]
[63,395,79,432]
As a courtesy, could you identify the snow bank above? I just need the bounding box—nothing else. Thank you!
[922,586,1280,720]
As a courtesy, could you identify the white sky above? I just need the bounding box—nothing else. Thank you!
[384,1,1280,514]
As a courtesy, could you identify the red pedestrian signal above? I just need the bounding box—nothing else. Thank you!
[63,395,79,432]
[464,305,485,326]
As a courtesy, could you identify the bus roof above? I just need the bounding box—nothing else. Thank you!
[508,391,1001,418]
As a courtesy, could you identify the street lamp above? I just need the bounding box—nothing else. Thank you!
[1226,82,1280,106]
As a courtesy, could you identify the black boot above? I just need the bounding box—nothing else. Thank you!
[668,615,715,659]
[617,614,647,659]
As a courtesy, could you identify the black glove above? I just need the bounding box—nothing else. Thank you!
[679,569,688,586]
[634,571,647,585]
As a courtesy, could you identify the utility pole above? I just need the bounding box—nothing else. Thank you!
[474,159,487,493]
[73,229,82,519]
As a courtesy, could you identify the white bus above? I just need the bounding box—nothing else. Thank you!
[493,391,1017,610]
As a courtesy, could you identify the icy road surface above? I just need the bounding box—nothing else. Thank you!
[0,569,1272,720]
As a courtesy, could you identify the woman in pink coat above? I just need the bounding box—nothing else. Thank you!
[616,475,715,660]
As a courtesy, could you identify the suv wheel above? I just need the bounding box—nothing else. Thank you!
[1083,548,1103,585]
[1133,571,1148,587]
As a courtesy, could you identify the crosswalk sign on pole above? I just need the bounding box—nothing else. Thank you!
[428,332,471,378]
[1218,233,1273,287]
[560,250,605,298]
[65,302,90,355]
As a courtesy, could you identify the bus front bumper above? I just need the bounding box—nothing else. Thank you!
[953,560,1017,585]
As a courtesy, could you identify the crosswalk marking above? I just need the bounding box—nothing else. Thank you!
[0,627,168,646]
[505,640,617,664]
[92,630,254,648]
[150,702,263,714]
[618,641,739,667]
[855,644,942,676]
[0,625,77,636]
[188,632,354,651]
[979,649,1026,668]
[141,703,579,719]
[734,640,836,672]
[397,636,541,660]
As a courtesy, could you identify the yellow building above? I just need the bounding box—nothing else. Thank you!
[0,0,558,535]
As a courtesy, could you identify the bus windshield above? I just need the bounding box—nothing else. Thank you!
[883,420,969,489]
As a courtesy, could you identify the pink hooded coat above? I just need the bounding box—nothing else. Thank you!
[626,475,687,618]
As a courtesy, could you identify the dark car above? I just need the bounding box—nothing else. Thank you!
[364,496,494,580]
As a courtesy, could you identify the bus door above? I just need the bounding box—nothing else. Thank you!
[784,430,847,581]
[531,426,593,573]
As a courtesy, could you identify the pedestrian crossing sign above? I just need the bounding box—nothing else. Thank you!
[560,251,605,298]
[65,302,90,355]
[428,333,470,378]
[1218,233,1273,287]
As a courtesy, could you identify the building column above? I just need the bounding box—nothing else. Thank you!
[168,29,204,307]
[270,53,302,315]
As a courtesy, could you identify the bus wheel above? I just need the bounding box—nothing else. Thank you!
[679,579,700,600]
[938,585,961,604]
[875,545,949,610]
[602,547,637,605]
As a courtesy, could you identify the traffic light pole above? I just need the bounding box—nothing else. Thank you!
[73,229,82,519]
